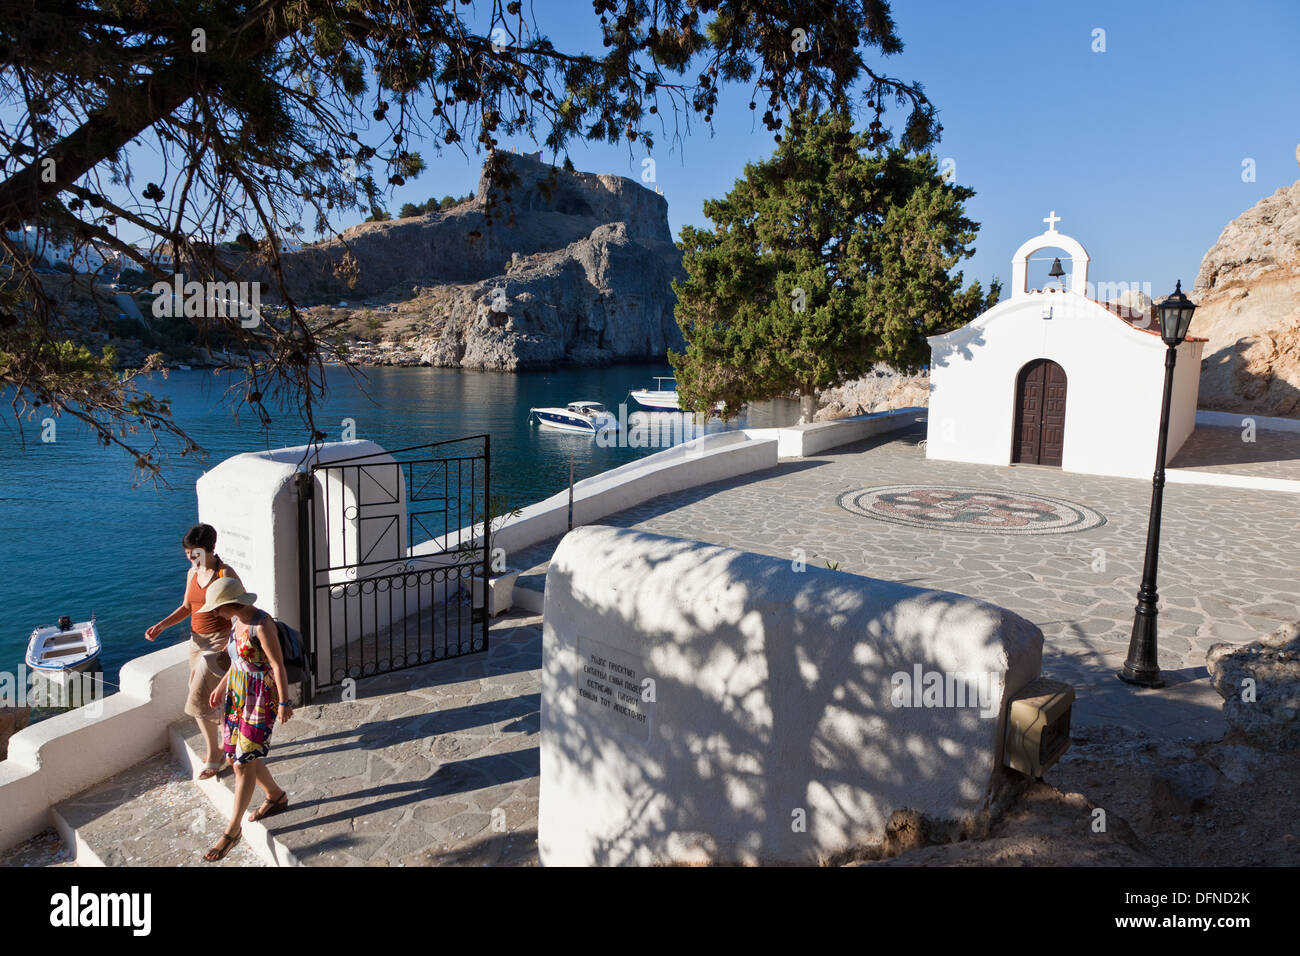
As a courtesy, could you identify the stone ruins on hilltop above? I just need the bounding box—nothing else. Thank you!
[283,151,685,370]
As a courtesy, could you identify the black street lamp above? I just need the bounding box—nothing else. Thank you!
[1118,280,1197,688]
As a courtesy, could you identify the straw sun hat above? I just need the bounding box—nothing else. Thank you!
[198,576,258,613]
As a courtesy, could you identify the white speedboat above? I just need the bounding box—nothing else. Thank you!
[530,401,620,434]
[26,616,101,685]
[629,377,684,410]
[629,377,727,413]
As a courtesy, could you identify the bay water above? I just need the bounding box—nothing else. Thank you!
[0,362,798,693]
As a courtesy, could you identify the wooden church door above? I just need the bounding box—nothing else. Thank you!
[1012,359,1067,466]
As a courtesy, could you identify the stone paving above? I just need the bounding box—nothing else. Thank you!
[1169,424,1300,479]
[179,611,542,866]
[7,423,1296,867]
[0,828,74,867]
[0,753,265,867]
[513,423,1300,742]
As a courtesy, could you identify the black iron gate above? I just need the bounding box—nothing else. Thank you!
[296,435,491,698]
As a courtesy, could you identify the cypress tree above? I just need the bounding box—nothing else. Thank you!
[671,109,999,422]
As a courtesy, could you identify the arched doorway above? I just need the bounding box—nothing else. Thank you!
[1012,359,1067,466]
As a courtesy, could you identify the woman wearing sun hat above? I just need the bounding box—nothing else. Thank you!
[198,576,294,862]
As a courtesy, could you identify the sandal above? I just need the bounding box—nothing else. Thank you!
[196,760,228,781]
[203,828,241,862]
[249,790,289,823]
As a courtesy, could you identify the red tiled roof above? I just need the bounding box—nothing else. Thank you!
[1094,297,1208,343]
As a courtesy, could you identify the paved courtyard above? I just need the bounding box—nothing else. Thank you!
[1169,423,1300,479]
[516,423,1300,740]
[12,422,1296,867]
[179,613,542,866]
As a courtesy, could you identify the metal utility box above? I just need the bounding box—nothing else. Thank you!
[1004,677,1074,777]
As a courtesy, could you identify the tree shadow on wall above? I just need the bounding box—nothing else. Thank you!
[542,529,1036,866]
[927,323,988,370]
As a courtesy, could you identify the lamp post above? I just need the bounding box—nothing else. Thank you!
[1118,280,1197,688]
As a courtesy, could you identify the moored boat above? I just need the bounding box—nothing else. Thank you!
[629,377,727,413]
[529,401,620,434]
[26,615,101,685]
[629,376,684,410]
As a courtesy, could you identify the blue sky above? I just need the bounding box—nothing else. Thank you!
[103,0,1300,300]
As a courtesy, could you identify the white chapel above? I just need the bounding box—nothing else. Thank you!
[925,213,1206,480]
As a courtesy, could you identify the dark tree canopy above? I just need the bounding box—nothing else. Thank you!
[670,109,999,422]
[399,194,475,218]
[0,0,938,479]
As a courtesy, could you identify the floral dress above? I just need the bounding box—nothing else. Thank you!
[222,610,280,765]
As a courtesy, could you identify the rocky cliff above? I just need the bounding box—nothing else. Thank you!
[288,151,685,369]
[1191,179,1300,418]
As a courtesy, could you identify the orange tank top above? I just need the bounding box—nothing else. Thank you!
[187,562,234,635]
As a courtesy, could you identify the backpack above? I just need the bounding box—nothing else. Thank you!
[273,619,304,667]
[247,617,304,669]
[250,617,306,705]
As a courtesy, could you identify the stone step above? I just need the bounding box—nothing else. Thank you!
[170,620,544,866]
[168,721,301,866]
[0,828,76,867]
[49,750,266,867]
[508,537,560,616]
[513,561,547,614]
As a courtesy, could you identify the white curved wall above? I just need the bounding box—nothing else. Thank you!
[0,643,190,852]
[197,440,399,687]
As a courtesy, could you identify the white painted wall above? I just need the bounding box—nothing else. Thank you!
[758,407,927,458]
[445,409,926,572]
[197,440,406,687]
[539,526,1045,866]
[0,643,190,852]
[195,440,394,632]
[418,431,781,569]
[1195,409,1300,433]
[1168,338,1206,464]
[927,291,1202,479]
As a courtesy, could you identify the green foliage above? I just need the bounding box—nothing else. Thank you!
[398,194,474,218]
[0,0,939,478]
[670,110,999,422]
[457,493,525,567]
[0,284,187,481]
[112,317,150,340]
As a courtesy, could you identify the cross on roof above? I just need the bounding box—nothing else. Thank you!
[1043,210,1061,232]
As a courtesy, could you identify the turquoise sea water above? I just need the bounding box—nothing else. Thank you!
[0,363,798,691]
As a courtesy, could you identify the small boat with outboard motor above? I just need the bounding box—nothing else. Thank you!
[26,615,101,685]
